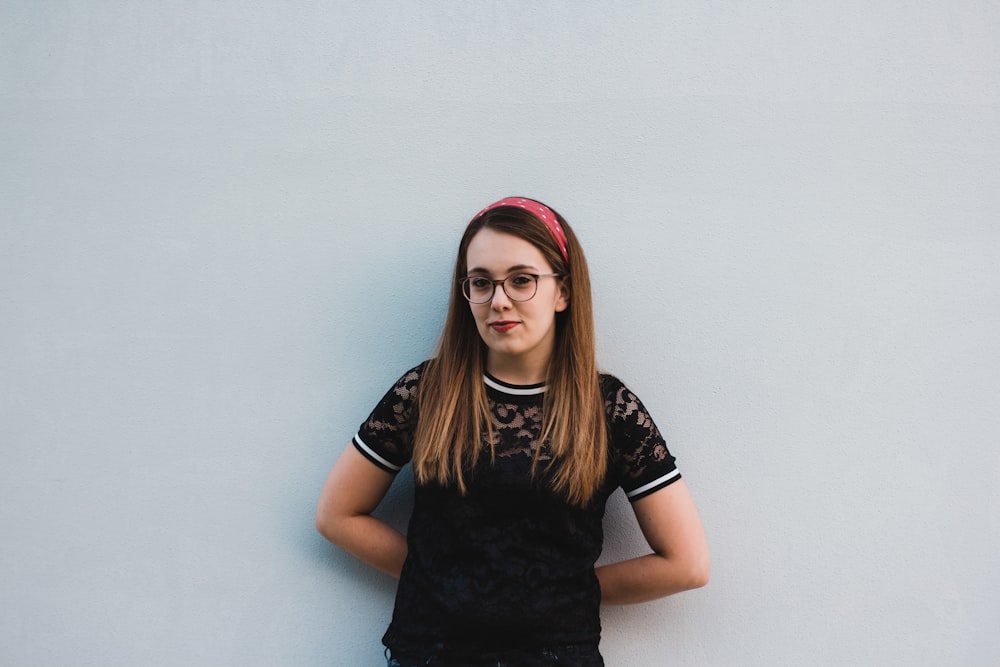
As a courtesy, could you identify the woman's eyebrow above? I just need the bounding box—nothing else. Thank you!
[467,264,539,274]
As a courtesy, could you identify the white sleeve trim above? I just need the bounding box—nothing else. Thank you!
[353,433,402,472]
[626,469,681,499]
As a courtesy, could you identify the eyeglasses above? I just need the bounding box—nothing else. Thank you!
[459,273,561,304]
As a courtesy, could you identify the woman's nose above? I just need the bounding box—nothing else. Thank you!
[490,283,513,309]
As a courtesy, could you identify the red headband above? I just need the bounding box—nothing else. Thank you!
[473,197,570,265]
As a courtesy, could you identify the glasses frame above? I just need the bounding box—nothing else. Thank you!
[459,273,562,304]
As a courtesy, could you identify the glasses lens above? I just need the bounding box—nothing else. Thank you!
[463,277,494,303]
[503,274,538,301]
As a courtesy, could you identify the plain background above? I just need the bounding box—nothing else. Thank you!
[2,2,998,665]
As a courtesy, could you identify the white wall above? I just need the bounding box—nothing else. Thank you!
[2,3,998,665]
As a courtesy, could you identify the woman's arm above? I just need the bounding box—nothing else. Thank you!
[595,479,710,604]
[315,443,408,579]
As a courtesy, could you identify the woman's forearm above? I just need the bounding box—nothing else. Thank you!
[596,551,709,605]
[317,512,408,579]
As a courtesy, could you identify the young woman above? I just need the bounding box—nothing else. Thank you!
[316,197,709,666]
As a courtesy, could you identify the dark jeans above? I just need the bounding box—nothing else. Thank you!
[385,644,604,667]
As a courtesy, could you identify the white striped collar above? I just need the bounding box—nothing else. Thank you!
[483,373,547,396]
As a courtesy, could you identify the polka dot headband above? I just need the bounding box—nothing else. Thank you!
[473,197,570,266]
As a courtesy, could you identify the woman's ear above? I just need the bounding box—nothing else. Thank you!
[555,279,570,313]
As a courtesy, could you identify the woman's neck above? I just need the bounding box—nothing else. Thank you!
[486,352,549,386]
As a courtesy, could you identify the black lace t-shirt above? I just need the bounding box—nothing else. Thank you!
[352,363,681,662]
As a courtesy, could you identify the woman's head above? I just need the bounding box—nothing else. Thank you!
[443,197,596,379]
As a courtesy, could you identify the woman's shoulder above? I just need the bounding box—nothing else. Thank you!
[402,360,430,381]
[393,360,430,390]
[598,371,629,401]
[598,372,624,390]
[373,360,430,404]
[598,372,655,420]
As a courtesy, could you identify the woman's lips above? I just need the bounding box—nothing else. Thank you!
[489,321,519,333]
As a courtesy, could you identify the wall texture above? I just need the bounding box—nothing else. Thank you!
[2,2,998,665]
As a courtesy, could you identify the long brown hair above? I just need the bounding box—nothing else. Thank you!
[412,200,607,507]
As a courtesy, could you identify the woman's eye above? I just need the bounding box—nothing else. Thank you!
[470,277,492,289]
[509,274,534,288]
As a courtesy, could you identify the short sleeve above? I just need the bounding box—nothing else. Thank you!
[603,375,682,501]
[353,364,423,474]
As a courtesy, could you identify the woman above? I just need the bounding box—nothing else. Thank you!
[316,197,709,666]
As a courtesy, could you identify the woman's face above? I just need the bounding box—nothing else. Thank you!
[464,228,569,380]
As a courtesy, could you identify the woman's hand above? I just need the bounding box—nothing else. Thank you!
[595,480,710,604]
[315,444,408,578]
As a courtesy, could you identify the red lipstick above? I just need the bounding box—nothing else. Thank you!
[489,321,519,333]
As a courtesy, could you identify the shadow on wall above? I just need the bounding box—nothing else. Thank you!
[372,468,416,537]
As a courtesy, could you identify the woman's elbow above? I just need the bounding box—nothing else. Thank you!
[315,506,345,545]
[664,547,709,592]
[315,512,332,541]
[689,561,710,589]
[686,552,711,590]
